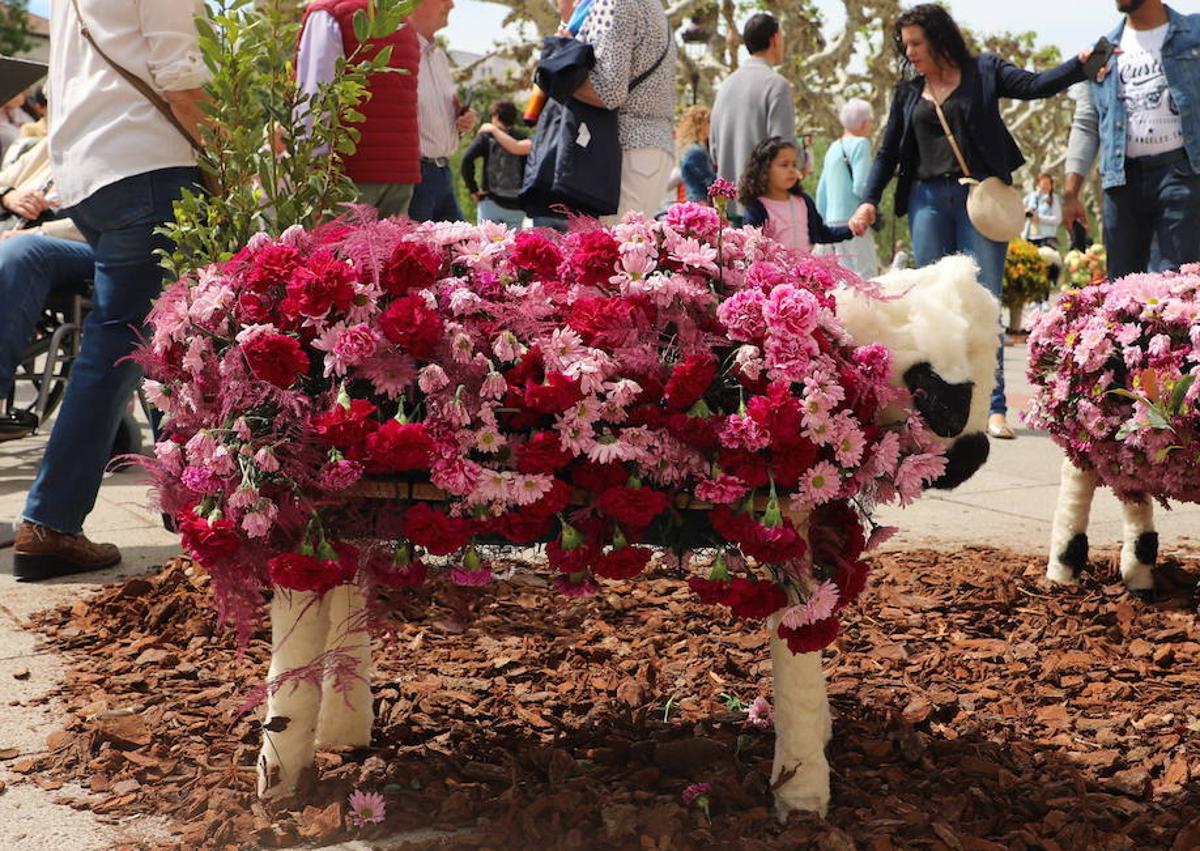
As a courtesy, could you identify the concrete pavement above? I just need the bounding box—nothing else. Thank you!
[0,341,1197,849]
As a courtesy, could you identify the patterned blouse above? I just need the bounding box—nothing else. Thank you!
[577,0,676,154]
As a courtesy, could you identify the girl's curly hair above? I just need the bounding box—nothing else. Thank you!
[893,4,973,74]
[737,136,797,208]
[675,106,711,154]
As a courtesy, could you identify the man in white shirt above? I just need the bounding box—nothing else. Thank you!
[10,0,209,581]
[710,13,795,224]
[406,0,476,222]
[1063,0,1200,279]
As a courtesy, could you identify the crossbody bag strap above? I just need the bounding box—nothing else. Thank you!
[68,0,203,154]
[629,23,670,94]
[930,97,973,180]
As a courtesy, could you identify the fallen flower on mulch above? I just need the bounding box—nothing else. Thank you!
[16,546,1200,850]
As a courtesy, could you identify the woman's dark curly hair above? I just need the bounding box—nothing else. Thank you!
[738,136,798,207]
[893,3,973,74]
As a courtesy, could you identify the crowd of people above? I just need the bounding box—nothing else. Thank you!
[0,0,1197,581]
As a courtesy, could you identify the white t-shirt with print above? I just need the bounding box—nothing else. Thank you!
[1118,23,1184,158]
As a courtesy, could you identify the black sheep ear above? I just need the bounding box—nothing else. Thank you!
[903,362,973,438]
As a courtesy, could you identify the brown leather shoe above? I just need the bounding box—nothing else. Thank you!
[12,522,121,582]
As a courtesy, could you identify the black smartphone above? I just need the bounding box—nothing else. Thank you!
[1083,36,1116,81]
[1070,220,1092,252]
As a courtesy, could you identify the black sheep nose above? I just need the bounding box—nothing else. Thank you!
[903,363,973,438]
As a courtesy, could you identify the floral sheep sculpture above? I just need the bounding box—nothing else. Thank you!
[1026,268,1200,598]
[137,209,997,819]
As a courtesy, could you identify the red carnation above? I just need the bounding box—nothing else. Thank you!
[570,460,629,493]
[238,291,275,324]
[402,502,474,555]
[380,241,442,295]
[268,541,359,594]
[312,399,378,448]
[595,486,670,530]
[363,420,434,474]
[725,577,788,619]
[777,616,840,653]
[378,295,444,359]
[663,354,717,412]
[665,412,720,450]
[688,576,735,606]
[546,538,601,574]
[526,478,572,518]
[178,512,241,565]
[593,546,652,580]
[367,554,427,588]
[523,371,584,415]
[490,510,555,544]
[771,437,820,489]
[241,332,310,388]
[746,382,803,448]
[834,558,870,610]
[566,297,639,347]
[566,230,621,290]
[510,231,563,280]
[708,504,757,547]
[719,448,770,488]
[811,500,866,564]
[739,522,807,564]
[516,432,574,474]
[280,249,357,319]
[244,243,302,293]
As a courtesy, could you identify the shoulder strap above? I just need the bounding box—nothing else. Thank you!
[629,22,670,94]
[930,97,972,179]
[69,0,202,154]
[838,140,852,173]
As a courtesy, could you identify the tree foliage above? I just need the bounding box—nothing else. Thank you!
[160,0,415,278]
[0,0,33,57]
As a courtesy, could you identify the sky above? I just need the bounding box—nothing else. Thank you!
[26,0,1114,62]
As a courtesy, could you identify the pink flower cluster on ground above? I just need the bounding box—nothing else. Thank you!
[136,208,947,651]
[1026,267,1200,503]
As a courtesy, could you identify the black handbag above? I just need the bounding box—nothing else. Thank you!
[521,32,669,218]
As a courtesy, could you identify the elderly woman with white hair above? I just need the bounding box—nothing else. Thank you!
[815,98,880,277]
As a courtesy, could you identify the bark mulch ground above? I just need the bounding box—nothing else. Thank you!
[8,546,1200,851]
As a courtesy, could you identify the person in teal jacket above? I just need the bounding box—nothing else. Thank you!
[815,98,879,276]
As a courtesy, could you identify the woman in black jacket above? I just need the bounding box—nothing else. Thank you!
[848,4,1091,440]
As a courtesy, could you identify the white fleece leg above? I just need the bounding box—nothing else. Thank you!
[315,583,374,748]
[257,590,330,799]
[1118,497,1156,593]
[769,507,830,818]
[768,616,831,819]
[1047,457,1099,585]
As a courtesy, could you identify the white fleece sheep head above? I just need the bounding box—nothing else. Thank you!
[836,255,999,489]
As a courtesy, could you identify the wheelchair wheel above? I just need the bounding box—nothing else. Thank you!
[13,334,71,423]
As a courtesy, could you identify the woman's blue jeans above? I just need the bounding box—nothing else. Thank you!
[22,167,198,535]
[908,177,1008,416]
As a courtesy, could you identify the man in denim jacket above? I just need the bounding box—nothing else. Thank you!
[1063,0,1200,279]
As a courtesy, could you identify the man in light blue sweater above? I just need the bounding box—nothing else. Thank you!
[710,13,795,223]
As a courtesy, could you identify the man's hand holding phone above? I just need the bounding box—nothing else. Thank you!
[1080,36,1118,82]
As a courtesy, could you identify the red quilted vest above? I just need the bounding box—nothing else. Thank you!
[299,0,421,184]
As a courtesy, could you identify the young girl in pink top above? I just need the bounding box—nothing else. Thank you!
[739,136,853,252]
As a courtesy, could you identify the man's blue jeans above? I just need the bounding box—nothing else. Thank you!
[476,197,525,229]
[908,177,1009,416]
[1103,149,1200,280]
[22,167,197,535]
[409,160,463,223]
[0,234,96,400]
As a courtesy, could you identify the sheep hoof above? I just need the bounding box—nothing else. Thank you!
[1129,588,1156,604]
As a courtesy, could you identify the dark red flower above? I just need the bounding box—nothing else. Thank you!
[526,478,572,518]
[566,297,640,347]
[663,354,717,412]
[244,243,302,293]
[565,230,621,290]
[688,576,735,606]
[241,333,310,388]
[516,432,574,474]
[834,558,870,610]
[362,420,435,474]
[546,538,601,574]
[595,486,671,530]
[490,510,555,544]
[708,505,757,547]
[379,241,442,295]
[280,249,357,319]
[739,522,807,564]
[178,512,241,565]
[718,448,770,488]
[510,231,563,280]
[367,554,427,588]
[378,295,444,358]
[777,616,840,653]
[268,541,359,593]
[593,546,652,580]
[312,399,378,448]
[746,382,803,448]
[771,437,820,489]
[725,577,788,619]
[570,460,629,493]
[665,412,720,450]
[523,371,583,415]
[810,500,866,564]
[402,502,474,555]
[238,291,275,324]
